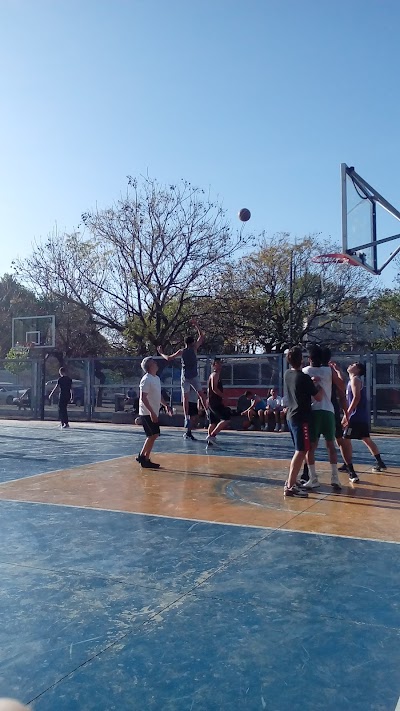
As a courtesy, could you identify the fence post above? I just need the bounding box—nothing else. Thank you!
[371,352,377,427]
[31,358,39,419]
[365,353,372,428]
[84,358,94,422]
[280,352,285,396]
[31,354,45,420]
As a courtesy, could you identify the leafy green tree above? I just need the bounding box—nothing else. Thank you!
[366,289,400,350]
[211,234,373,352]
[4,347,31,376]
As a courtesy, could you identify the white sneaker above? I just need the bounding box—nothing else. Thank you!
[274,425,280,432]
[206,436,218,447]
[331,474,342,491]
[302,477,319,489]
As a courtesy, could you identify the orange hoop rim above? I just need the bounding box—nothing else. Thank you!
[312,252,360,266]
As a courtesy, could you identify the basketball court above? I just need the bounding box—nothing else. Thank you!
[1,163,399,709]
[0,420,399,710]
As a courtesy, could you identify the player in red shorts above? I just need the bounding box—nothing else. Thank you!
[283,346,322,497]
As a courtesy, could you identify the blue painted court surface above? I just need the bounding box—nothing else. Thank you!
[0,422,399,710]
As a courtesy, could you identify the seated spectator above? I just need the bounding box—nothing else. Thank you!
[13,388,31,410]
[265,388,283,432]
[242,393,267,430]
[280,395,288,431]
[237,390,253,415]
[124,387,139,413]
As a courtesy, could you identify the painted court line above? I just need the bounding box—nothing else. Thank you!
[0,454,132,486]
[0,497,399,545]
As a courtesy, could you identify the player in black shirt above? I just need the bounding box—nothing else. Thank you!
[49,367,73,428]
[283,347,322,497]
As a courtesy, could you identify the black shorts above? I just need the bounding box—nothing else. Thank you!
[208,405,231,425]
[335,413,343,440]
[141,415,161,437]
[344,422,370,440]
[188,402,198,416]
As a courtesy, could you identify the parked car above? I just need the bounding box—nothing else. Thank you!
[0,383,22,405]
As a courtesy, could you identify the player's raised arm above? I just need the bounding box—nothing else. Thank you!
[191,320,205,350]
[329,362,346,394]
[157,344,183,361]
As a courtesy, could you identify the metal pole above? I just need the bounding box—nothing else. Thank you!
[371,352,377,427]
[39,353,46,420]
[341,163,348,254]
[288,250,293,347]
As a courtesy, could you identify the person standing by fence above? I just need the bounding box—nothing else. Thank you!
[49,367,73,429]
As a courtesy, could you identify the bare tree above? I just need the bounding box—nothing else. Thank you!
[15,177,250,354]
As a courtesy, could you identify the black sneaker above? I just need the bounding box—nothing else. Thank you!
[372,462,387,472]
[300,464,309,484]
[338,463,348,473]
[349,473,360,483]
[136,454,159,469]
[183,431,197,441]
[284,484,308,498]
[146,459,160,469]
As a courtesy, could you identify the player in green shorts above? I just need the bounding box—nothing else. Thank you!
[303,345,341,491]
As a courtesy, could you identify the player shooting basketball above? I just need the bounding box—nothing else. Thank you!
[157,320,207,439]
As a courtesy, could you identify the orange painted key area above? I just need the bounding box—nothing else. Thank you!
[0,449,399,543]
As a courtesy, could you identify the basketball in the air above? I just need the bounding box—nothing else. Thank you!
[238,208,251,222]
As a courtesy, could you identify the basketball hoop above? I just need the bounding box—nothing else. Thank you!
[312,252,360,267]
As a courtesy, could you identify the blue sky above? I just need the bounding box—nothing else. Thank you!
[1,0,400,286]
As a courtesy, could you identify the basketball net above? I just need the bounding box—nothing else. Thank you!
[13,342,36,357]
[311,252,360,267]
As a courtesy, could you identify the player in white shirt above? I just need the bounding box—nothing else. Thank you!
[136,357,172,469]
[265,388,283,431]
[302,344,341,491]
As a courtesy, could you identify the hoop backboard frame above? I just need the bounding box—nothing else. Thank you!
[341,163,400,275]
[12,315,55,350]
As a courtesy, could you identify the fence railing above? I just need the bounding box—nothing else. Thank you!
[0,351,399,427]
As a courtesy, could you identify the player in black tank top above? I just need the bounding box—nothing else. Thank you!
[206,358,231,448]
[208,374,223,409]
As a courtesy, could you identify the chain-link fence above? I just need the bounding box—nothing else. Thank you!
[0,351,399,428]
